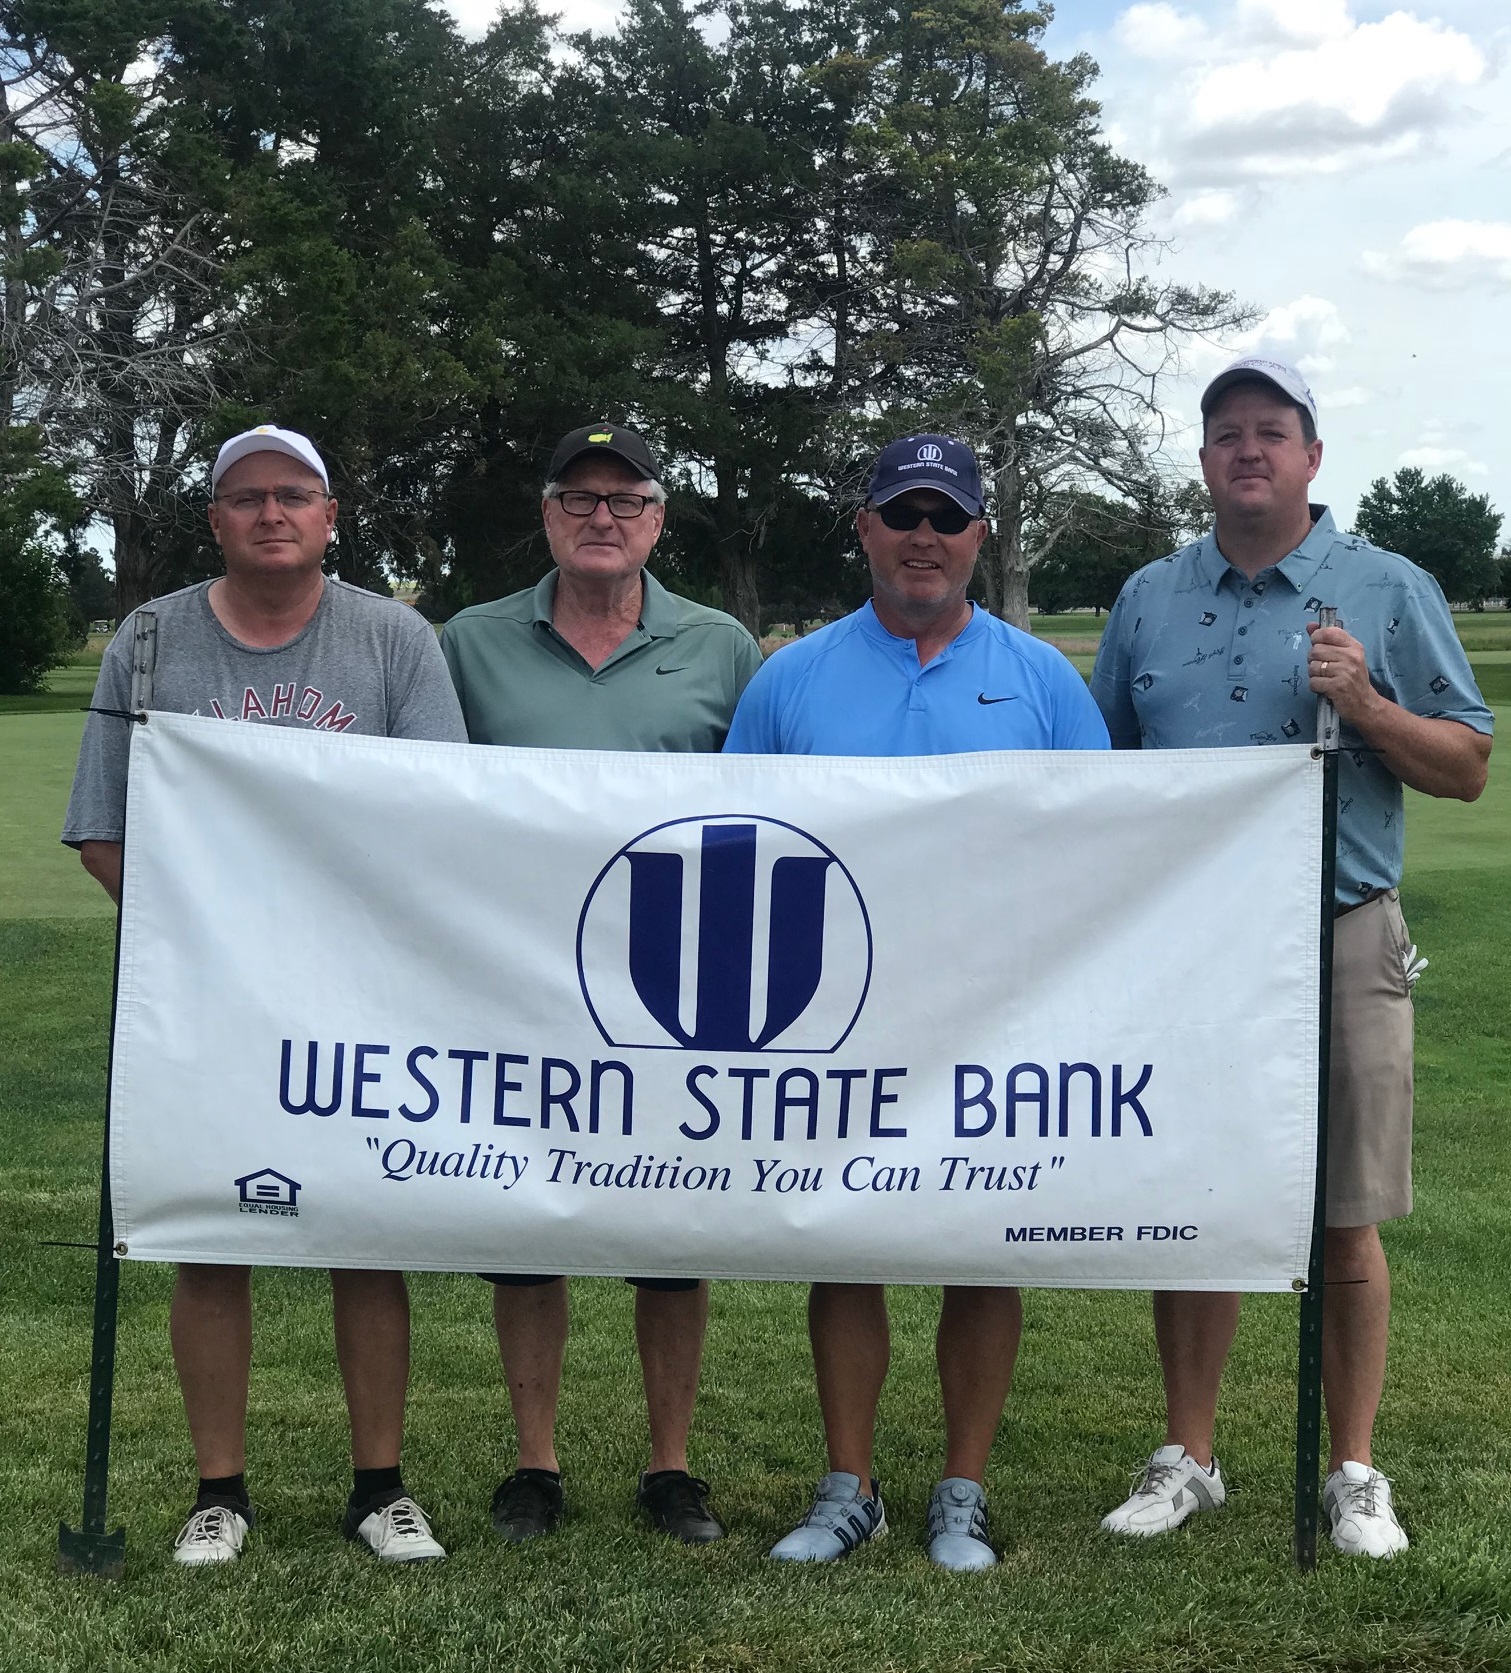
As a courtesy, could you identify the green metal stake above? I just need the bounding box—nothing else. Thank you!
[55,1136,126,1578]
[1294,606,1341,1572]
[57,612,155,1579]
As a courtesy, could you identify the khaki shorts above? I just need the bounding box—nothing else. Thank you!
[1326,890,1414,1227]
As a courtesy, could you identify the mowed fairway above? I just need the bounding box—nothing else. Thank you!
[1,631,1507,1673]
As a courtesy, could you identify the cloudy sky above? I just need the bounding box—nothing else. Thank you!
[443,0,1510,532]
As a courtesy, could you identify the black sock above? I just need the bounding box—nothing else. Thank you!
[350,1465,404,1510]
[197,1473,248,1508]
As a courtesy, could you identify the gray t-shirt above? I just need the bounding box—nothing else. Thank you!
[63,577,467,846]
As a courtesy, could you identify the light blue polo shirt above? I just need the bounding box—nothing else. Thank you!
[724,601,1109,755]
[1090,506,1493,904]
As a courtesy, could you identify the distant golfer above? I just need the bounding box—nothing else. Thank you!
[63,425,467,1566]
[1090,356,1493,1557]
[440,423,762,1547]
[724,433,1109,1571]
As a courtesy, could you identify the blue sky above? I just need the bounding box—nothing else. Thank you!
[1046,0,1511,528]
[445,2,1511,535]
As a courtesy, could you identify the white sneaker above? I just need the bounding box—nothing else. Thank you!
[348,1495,446,1562]
[926,1477,997,1571]
[1324,1461,1408,1558]
[173,1503,250,1566]
[768,1472,887,1562]
[1101,1444,1226,1536]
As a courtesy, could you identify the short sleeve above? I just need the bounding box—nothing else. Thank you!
[729,628,765,705]
[723,652,785,753]
[1090,585,1142,750]
[1371,572,1494,734]
[1050,657,1112,750]
[61,629,136,846]
[388,618,468,743]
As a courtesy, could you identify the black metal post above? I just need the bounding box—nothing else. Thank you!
[57,616,154,1579]
[57,839,130,1577]
[55,1116,126,1578]
[1294,606,1341,1572]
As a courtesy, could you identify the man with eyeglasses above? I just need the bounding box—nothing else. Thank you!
[723,434,1108,1571]
[64,424,467,1567]
[440,423,762,1547]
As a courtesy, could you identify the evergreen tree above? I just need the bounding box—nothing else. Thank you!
[0,423,81,691]
[838,0,1250,627]
[1354,468,1502,608]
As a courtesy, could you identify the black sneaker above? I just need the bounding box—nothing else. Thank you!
[636,1470,725,1544]
[490,1469,564,1542]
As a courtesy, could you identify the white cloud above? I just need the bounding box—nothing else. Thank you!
[443,0,623,38]
[1233,0,1353,49]
[1119,0,1358,59]
[1397,444,1489,477]
[1114,2,1488,182]
[1116,3,1208,58]
[1315,384,1372,410]
[444,0,494,34]
[1362,219,1511,286]
[1235,295,1352,376]
[1171,189,1242,229]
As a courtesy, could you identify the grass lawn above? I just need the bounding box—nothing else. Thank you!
[0,638,107,718]
[0,641,1507,1671]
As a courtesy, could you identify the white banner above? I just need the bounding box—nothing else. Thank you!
[110,713,1322,1289]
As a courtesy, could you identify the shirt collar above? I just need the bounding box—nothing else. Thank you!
[531,566,679,639]
[1275,506,1338,591]
[530,569,558,624]
[637,570,680,638]
[1194,504,1336,593]
[857,598,985,659]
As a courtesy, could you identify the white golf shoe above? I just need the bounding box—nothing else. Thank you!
[1324,1461,1408,1558]
[173,1502,251,1566]
[1101,1444,1226,1537]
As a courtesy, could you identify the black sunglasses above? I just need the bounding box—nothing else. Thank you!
[873,500,979,536]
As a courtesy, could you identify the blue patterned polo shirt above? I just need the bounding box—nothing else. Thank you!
[1090,507,1493,904]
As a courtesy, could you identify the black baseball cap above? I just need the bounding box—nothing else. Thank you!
[868,434,985,516]
[547,424,661,482]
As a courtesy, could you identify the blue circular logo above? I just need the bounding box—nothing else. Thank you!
[576,816,872,1053]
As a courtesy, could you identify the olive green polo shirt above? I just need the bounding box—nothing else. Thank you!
[440,568,764,752]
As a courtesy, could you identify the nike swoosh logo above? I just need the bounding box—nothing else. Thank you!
[656,665,690,675]
[977,693,1018,705]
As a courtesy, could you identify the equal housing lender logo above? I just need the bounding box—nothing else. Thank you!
[236,1167,301,1216]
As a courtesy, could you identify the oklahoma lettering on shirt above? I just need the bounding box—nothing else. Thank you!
[63,576,466,847]
[724,600,1109,757]
[204,683,358,729]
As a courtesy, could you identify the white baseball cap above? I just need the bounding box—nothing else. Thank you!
[1200,356,1318,429]
[212,425,330,491]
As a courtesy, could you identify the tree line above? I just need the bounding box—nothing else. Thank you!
[0,0,1248,679]
[0,1,1502,696]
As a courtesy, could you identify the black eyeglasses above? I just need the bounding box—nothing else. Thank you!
[552,490,659,520]
[873,500,979,536]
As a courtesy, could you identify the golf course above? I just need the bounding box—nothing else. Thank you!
[2,621,1507,1672]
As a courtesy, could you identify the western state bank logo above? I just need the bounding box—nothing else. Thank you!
[576,816,872,1052]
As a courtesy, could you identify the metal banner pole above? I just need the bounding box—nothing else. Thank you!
[57,612,155,1578]
[1294,604,1340,1572]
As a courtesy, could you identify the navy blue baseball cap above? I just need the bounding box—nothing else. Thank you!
[867,434,985,516]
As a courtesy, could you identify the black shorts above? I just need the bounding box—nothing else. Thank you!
[479,1273,701,1292]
